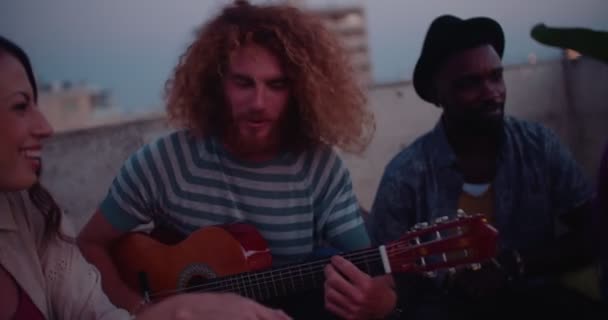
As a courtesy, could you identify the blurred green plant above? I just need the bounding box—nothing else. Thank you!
[531,24,608,63]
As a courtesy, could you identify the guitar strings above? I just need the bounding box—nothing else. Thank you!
[148,245,392,298]
[147,239,475,299]
[149,251,450,300]
[151,254,384,299]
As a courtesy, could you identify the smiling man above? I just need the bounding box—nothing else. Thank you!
[366,15,602,319]
[75,1,401,319]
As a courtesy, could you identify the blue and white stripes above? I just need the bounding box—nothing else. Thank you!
[100,130,367,264]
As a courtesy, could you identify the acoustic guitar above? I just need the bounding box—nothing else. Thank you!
[112,213,498,303]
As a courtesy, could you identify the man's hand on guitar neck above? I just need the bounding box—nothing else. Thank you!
[324,256,397,319]
[136,292,292,320]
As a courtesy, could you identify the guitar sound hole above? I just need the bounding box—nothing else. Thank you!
[185,275,207,292]
[177,263,217,292]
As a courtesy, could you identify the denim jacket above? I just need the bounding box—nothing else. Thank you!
[367,116,591,253]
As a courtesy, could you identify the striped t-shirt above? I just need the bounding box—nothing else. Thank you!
[100,130,369,264]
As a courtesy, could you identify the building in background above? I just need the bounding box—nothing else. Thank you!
[312,5,373,85]
[283,0,373,85]
[39,81,164,133]
[37,81,144,132]
[39,81,112,132]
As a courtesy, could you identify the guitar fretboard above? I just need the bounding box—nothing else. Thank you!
[198,247,386,301]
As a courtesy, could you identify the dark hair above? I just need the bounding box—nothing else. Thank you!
[0,35,64,240]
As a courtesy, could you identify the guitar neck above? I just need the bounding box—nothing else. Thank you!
[202,247,386,301]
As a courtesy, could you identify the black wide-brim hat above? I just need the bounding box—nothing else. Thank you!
[413,15,505,104]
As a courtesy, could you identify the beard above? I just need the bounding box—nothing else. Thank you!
[443,102,505,140]
[224,110,283,156]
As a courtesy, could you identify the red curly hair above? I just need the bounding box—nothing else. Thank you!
[165,0,374,153]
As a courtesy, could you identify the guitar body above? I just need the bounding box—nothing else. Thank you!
[112,223,272,295]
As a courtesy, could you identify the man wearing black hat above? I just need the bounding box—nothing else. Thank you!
[366,15,603,319]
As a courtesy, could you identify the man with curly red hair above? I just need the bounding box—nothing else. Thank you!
[77,1,398,319]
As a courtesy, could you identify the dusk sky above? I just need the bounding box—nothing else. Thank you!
[2,0,607,110]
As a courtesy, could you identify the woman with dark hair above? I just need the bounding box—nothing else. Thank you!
[0,35,290,320]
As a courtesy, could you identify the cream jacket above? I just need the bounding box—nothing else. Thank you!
[0,192,131,320]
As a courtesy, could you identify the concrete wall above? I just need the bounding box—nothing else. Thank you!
[562,58,608,179]
[41,117,171,229]
[40,58,608,230]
